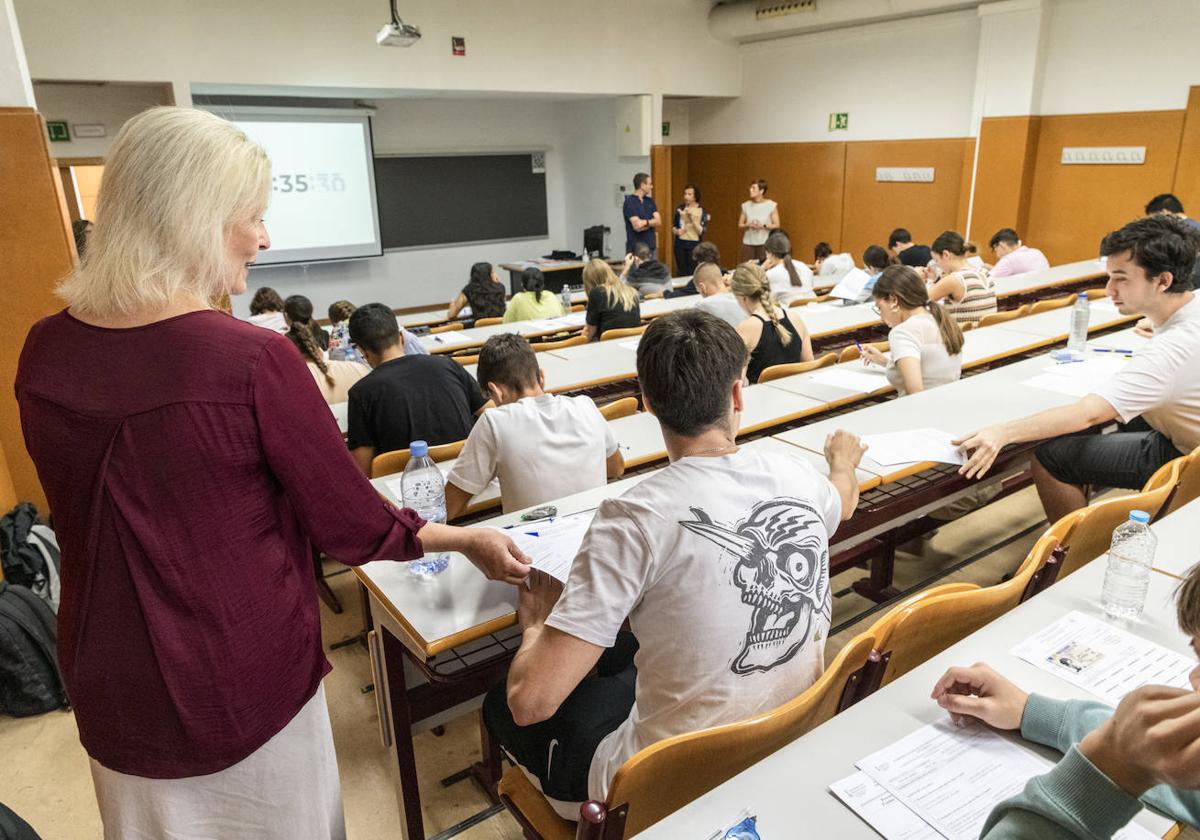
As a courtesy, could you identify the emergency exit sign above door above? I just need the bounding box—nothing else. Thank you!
[828,112,849,131]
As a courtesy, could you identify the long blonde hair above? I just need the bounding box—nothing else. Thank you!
[730,262,792,346]
[58,106,271,317]
[582,258,638,311]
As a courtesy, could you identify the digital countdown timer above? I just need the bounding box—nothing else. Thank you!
[271,172,347,193]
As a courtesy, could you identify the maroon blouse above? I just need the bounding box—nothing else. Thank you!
[15,309,425,778]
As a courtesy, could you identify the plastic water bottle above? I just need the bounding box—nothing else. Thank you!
[1067,294,1090,355]
[561,283,573,315]
[1101,510,1157,620]
[400,441,450,578]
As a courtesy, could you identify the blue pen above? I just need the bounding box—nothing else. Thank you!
[1091,346,1135,355]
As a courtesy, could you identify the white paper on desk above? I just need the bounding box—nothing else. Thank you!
[829,267,872,301]
[829,772,941,840]
[809,366,890,394]
[1022,355,1127,397]
[427,330,474,348]
[556,312,587,328]
[502,510,595,582]
[861,429,965,467]
[1011,610,1194,705]
[618,338,642,351]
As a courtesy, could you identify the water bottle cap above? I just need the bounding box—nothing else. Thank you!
[409,440,429,458]
[1129,510,1150,524]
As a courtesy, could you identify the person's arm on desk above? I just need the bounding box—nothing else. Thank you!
[447,292,467,321]
[824,430,867,519]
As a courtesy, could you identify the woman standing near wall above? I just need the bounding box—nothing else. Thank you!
[738,179,779,262]
[672,183,708,277]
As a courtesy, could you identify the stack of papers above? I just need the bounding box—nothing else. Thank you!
[1021,355,1128,397]
[499,510,595,582]
[427,330,475,348]
[809,366,890,394]
[829,267,872,301]
[860,429,965,467]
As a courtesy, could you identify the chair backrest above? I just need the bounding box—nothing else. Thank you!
[644,291,665,300]
[474,316,503,327]
[1029,294,1076,314]
[758,352,838,383]
[598,397,638,421]
[370,439,466,479]
[429,321,465,334]
[788,297,815,308]
[452,353,480,366]
[1055,468,1179,578]
[977,304,1030,327]
[1083,288,1109,300]
[601,325,647,341]
[1143,446,1200,518]
[838,341,888,364]
[603,632,876,837]
[530,334,588,352]
[571,303,586,312]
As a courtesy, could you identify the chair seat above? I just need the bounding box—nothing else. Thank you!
[498,766,576,840]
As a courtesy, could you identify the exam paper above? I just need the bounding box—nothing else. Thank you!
[830,267,872,301]
[502,510,595,582]
[828,772,941,840]
[860,429,965,467]
[426,330,475,348]
[1011,610,1194,705]
[1021,355,1127,398]
[809,366,891,394]
[618,338,642,351]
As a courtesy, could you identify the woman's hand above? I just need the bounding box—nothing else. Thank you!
[418,522,531,584]
[860,345,887,366]
[931,663,1029,730]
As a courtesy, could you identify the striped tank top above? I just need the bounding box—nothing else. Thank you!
[942,267,996,326]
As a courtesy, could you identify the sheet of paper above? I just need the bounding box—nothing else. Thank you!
[861,429,965,467]
[502,510,596,582]
[809,366,891,394]
[829,267,872,300]
[1022,355,1127,397]
[828,772,941,840]
[426,330,475,348]
[1011,610,1194,705]
[328,401,348,433]
[618,338,642,351]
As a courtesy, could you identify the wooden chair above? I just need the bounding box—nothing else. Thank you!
[601,326,647,342]
[598,397,638,421]
[788,297,815,308]
[1144,446,1200,518]
[497,633,877,840]
[430,322,466,334]
[644,291,665,300]
[530,334,588,353]
[838,341,888,364]
[758,352,838,383]
[1029,294,1077,314]
[369,439,466,479]
[474,316,503,327]
[1084,288,1109,300]
[977,304,1030,327]
[571,303,586,313]
[452,353,479,366]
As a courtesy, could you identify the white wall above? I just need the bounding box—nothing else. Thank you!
[662,97,692,146]
[31,82,171,157]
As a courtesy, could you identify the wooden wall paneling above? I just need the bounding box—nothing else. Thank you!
[1023,110,1186,265]
[686,144,741,266]
[968,117,1041,247]
[840,138,973,262]
[650,144,672,260]
[667,145,690,273]
[1171,86,1200,214]
[0,108,77,511]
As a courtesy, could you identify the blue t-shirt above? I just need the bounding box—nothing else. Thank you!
[623,193,658,252]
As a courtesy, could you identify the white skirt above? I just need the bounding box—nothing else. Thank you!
[89,683,345,840]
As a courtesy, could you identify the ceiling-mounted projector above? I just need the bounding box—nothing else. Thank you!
[376,0,421,46]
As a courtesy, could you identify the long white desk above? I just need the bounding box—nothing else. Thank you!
[989,258,1107,297]
[1149,495,1200,578]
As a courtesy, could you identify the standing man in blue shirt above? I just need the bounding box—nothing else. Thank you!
[623,172,661,256]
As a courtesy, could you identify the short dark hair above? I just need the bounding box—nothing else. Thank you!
[897,244,933,268]
[862,245,891,272]
[328,300,356,323]
[633,241,653,260]
[348,302,401,354]
[931,230,967,256]
[476,333,539,394]
[692,241,720,266]
[989,228,1021,249]
[683,182,701,202]
[1100,215,1200,293]
[633,172,650,190]
[814,241,832,261]
[637,310,748,437]
[249,286,284,316]
[1146,193,1185,215]
[754,178,768,193]
[887,228,912,249]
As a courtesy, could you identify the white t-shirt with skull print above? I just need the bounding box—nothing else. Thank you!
[545,446,842,801]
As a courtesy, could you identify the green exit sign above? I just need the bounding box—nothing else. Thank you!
[46,121,70,142]
[828,112,849,131]
[662,121,670,137]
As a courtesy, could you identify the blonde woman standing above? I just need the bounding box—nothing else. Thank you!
[730,262,813,383]
[582,258,641,340]
[14,107,529,839]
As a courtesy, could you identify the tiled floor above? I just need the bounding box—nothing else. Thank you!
[2,485,1195,839]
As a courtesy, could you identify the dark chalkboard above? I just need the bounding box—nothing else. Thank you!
[374,153,548,249]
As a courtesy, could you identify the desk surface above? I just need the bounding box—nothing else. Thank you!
[633,548,1180,839]
[991,258,1107,297]
[1148,495,1200,577]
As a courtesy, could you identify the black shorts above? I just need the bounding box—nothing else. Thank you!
[482,632,638,806]
[1034,428,1182,490]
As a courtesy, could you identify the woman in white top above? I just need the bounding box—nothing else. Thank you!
[861,265,964,396]
[738,179,779,263]
[762,231,815,305]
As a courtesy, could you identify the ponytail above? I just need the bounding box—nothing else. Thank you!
[521,267,546,304]
[290,321,335,387]
[927,300,965,356]
[763,292,792,346]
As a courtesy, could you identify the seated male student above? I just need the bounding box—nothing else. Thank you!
[444,334,624,518]
[932,559,1200,838]
[888,227,933,270]
[693,261,747,328]
[345,303,488,475]
[988,228,1050,277]
[1146,192,1200,232]
[623,241,672,299]
[955,215,1200,523]
[483,310,866,816]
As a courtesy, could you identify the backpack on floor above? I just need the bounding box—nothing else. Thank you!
[0,580,67,717]
[0,801,42,840]
[0,504,61,613]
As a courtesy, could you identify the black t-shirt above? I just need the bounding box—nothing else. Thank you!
[346,355,487,454]
[585,287,642,338]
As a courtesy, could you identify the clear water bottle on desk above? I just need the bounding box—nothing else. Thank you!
[400,440,450,578]
[561,283,573,315]
[1066,293,1090,356]
[1101,510,1157,620]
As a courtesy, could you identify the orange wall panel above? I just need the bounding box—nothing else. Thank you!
[1023,110,1185,265]
[1172,86,1200,214]
[969,116,1041,246]
[685,144,741,265]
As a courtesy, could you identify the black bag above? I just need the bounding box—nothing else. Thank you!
[0,580,67,716]
[0,801,42,839]
[0,504,60,611]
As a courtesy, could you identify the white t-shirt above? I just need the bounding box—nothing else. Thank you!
[446,393,617,513]
[697,291,749,328]
[886,310,963,396]
[741,199,778,246]
[246,311,287,333]
[766,259,816,304]
[818,253,855,281]
[546,447,841,800]
[1092,294,1200,453]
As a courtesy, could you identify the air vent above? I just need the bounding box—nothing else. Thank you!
[755,0,816,20]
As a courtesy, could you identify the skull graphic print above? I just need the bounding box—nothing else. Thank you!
[680,498,831,675]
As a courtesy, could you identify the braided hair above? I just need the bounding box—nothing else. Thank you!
[731,262,792,346]
[284,294,334,387]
